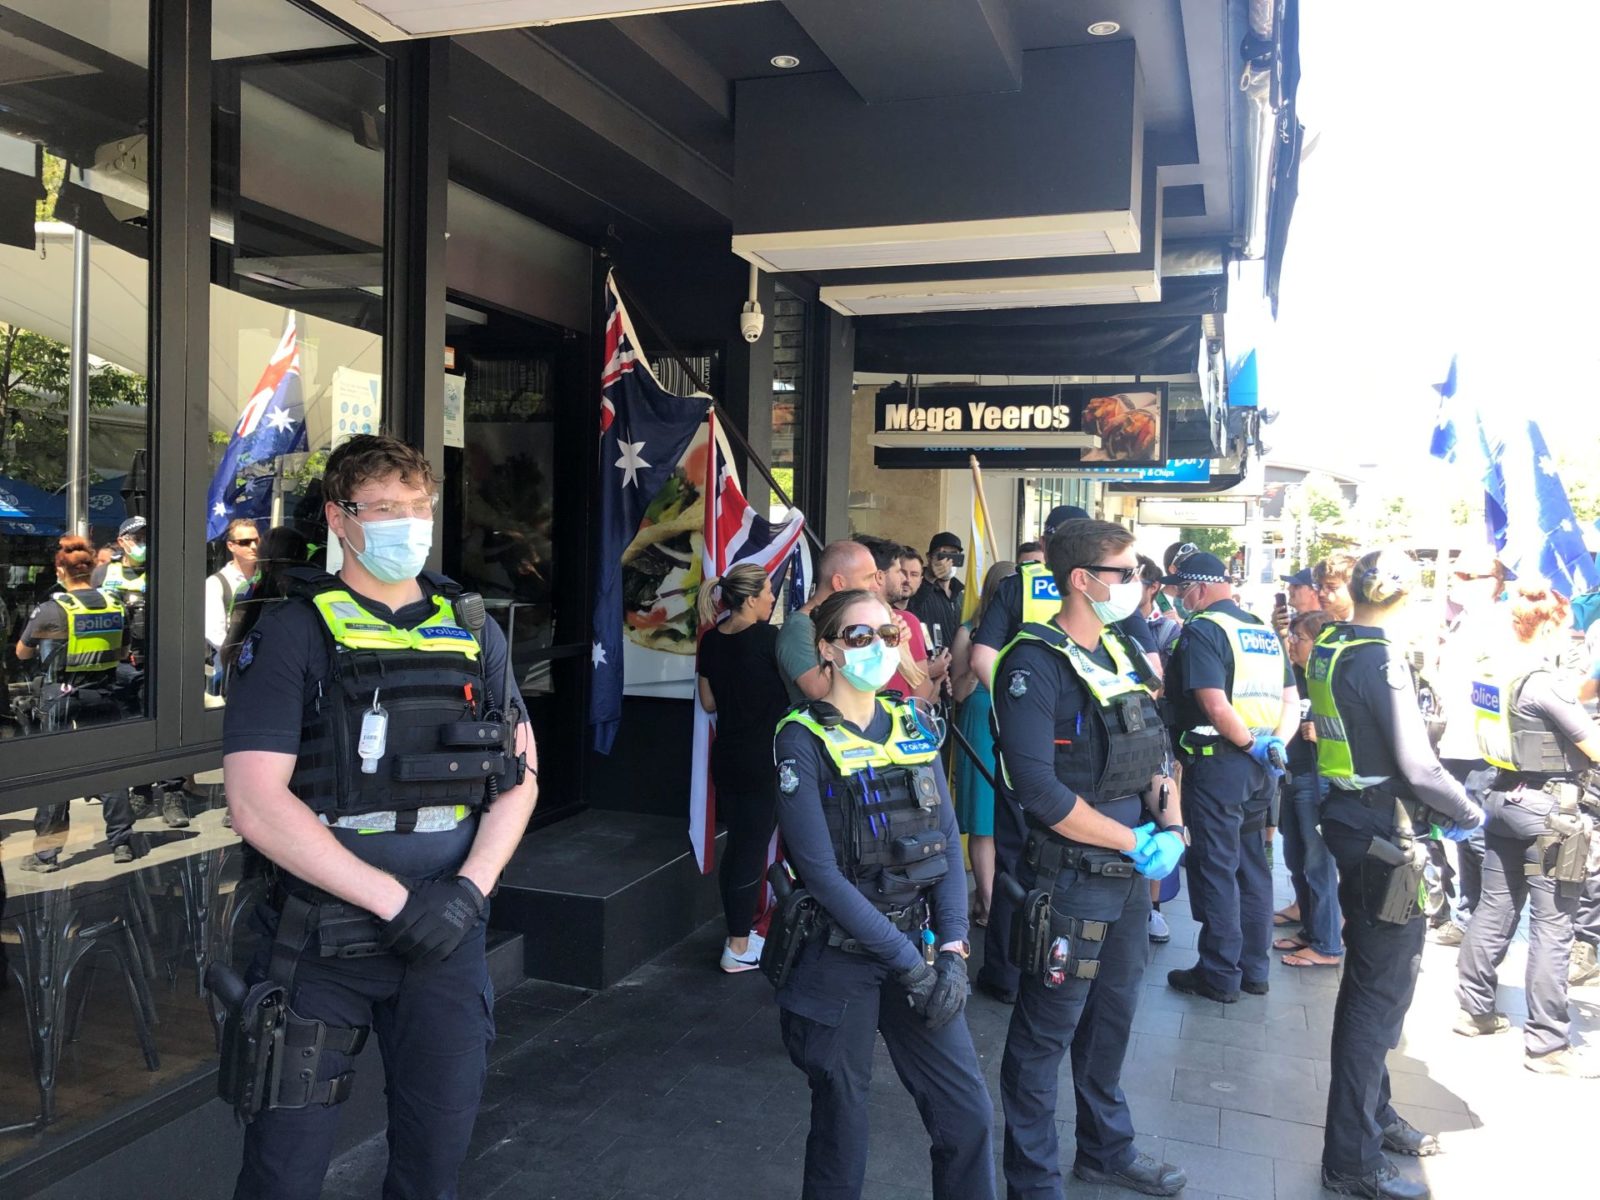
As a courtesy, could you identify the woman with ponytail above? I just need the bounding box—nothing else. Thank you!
[695,561,788,972]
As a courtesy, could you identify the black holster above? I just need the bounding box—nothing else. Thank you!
[1000,866,1110,984]
[206,894,372,1123]
[760,864,822,989]
[1531,785,1589,886]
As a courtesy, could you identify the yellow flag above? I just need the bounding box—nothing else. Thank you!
[962,458,991,624]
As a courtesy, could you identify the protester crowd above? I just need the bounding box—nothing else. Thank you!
[683,504,1600,1200]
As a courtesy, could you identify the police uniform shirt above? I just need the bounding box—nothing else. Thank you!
[1165,598,1293,734]
[1318,625,1477,838]
[991,637,1145,832]
[974,571,1160,657]
[774,704,968,972]
[223,576,524,878]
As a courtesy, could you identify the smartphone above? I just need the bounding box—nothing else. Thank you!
[1274,591,1288,610]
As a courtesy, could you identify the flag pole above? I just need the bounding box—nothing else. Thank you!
[969,455,1001,562]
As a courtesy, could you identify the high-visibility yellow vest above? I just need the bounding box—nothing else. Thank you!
[1190,607,1286,735]
[1469,664,1573,775]
[54,591,124,675]
[1305,625,1390,790]
[1018,561,1061,626]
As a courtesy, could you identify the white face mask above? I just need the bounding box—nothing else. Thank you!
[1084,573,1143,625]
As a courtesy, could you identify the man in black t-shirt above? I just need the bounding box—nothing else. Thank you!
[907,531,965,653]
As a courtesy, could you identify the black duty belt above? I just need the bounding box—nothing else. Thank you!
[1024,830,1136,879]
[826,898,929,955]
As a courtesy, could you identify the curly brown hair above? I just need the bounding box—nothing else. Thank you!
[322,434,438,503]
[55,535,97,583]
[1509,584,1571,644]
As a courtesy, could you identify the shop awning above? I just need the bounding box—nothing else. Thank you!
[0,474,127,536]
[853,275,1225,377]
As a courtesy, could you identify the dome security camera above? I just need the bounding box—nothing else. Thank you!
[739,300,765,343]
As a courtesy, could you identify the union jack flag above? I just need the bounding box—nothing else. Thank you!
[205,314,306,540]
[689,409,807,874]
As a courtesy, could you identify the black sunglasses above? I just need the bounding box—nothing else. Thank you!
[1078,564,1139,585]
[831,623,903,649]
[232,537,260,547]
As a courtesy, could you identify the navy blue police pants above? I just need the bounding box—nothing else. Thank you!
[778,942,995,1200]
[1181,749,1273,993]
[979,784,1027,998]
[1321,819,1422,1178]
[1001,858,1149,1200]
[233,911,494,1200]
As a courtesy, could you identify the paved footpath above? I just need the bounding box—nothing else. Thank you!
[327,856,1598,1199]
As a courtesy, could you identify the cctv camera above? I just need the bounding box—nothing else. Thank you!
[739,301,765,343]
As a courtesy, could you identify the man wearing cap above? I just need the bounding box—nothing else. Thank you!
[907,531,966,656]
[969,505,1164,1002]
[1162,552,1300,1003]
[1272,568,1322,640]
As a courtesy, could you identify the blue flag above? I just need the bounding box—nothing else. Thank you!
[1428,355,1461,462]
[1481,417,1600,599]
[590,279,710,754]
[206,316,307,539]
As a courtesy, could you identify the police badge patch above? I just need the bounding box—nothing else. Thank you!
[237,630,261,672]
[778,759,800,795]
[1382,660,1411,691]
[1008,670,1029,698]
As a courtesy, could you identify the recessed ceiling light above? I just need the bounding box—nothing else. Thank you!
[1087,21,1121,37]
[770,54,800,69]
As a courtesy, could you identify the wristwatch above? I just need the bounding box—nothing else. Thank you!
[940,940,971,959]
[1160,824,1191,847]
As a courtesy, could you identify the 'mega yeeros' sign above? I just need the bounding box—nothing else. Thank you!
[872,382,1169,470]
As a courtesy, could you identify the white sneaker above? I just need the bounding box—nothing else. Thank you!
[1148,910,1171,944]
[720,933,765,974]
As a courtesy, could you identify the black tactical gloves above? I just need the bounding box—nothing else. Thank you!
[898,950,970,1030]
[380,876,485,966]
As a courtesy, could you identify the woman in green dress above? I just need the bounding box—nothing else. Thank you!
[948,560,1016,926]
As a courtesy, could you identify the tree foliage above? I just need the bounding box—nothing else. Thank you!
[1178,525,1241,561]
[0,323,149,488]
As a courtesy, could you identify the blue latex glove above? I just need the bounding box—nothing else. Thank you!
[1127,822,1185,879]
[1437,818,1480,842]
[1248,733,1288,775]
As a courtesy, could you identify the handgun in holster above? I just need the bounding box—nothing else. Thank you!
[1533,783,1590,887]
[1364,833,1427,924]
[760,863,822,989]
[1000,872,1052,979]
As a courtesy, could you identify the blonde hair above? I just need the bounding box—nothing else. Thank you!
[696,561,768,625]
[1351,549,1420,609]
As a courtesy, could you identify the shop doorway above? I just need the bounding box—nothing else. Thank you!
[441,300,590,826]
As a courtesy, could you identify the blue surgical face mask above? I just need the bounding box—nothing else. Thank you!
[839,640,899,693]
[350,517,432,583]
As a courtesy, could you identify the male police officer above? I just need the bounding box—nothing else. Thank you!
[1162,552,1298,1003]
[221,435,538,1199]
[970,506,1163,1002]
[993,519,1187,1198]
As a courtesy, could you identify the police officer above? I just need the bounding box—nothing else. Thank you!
[1306,550,1481,1199]
[1161,551,1297,1003]
[992,519,1187,1198]
[771,587,992,1200]
[970,506,1164,1002]
[221,434,538,1199]
[94,515,191,833]
[14,535,132,867]
[1454,583,1600,1077]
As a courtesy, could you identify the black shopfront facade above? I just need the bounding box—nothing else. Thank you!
[0,3,851,1193]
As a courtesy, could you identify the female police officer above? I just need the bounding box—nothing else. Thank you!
[770,587,994,1200]
[1306,549,1482,1199]
[1454,584,1600,1077]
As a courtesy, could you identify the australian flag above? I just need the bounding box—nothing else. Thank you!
[590,276,710,753]
[1482,417,1600,599]
[205,315,307,540]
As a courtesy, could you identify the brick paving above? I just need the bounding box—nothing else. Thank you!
[326,857,1599,1199]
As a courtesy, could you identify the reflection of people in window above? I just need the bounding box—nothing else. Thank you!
[206,518,259,691]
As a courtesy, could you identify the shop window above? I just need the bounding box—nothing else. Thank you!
[204,1,387,707]
[769,287,807,519]
[0,3,153,744]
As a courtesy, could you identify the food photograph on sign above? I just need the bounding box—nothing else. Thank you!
[1079,391,1162,462]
